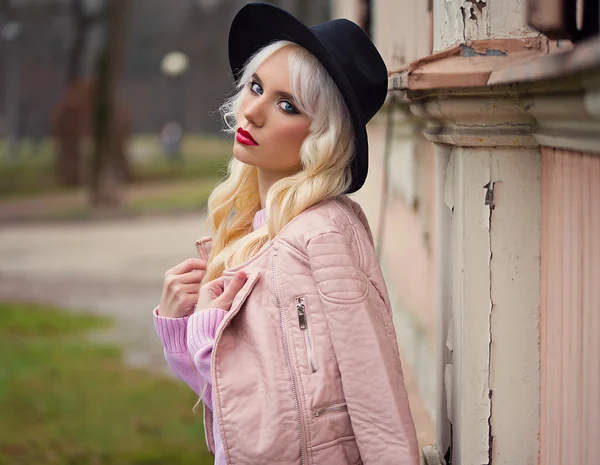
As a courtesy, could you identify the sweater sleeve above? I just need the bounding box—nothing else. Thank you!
[187,308,227,385]
[153,306,227,404]
[153,307,203,396]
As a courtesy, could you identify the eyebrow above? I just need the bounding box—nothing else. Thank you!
[252,73,297,104]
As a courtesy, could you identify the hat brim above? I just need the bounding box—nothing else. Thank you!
[228,3,368,194]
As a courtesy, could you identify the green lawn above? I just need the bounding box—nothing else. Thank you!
[127,180,217,214]
[35,178,219,222]
[0,302,215,465]
[0,134,232,198]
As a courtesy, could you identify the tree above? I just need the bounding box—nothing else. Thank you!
[53,0,101,186]
[89,0,129,207]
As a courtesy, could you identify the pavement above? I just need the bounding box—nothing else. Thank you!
[0,212,209,375]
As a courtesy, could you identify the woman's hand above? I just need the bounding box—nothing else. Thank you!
[196,271,248,312]
[158,258,207,318]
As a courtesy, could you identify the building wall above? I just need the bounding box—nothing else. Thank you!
[354,0,600,462]
[372,0,432,70]
[432,0,538,52]
[330,0,361,24]
[332,0,432,70]
[350,115,437,449]
[438,144,541,464]
[540,147,600,465]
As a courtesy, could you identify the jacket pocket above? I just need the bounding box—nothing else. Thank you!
[296,296,318,373]
[310,435,361,465]
[312,401,347,418]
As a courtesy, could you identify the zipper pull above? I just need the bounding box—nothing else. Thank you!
[297,297,307,330]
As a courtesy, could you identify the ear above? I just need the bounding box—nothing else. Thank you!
[195,236,213,261]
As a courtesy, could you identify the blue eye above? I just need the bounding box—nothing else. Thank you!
[248,80,299,115]
[279,101,298,114]
[249,81,263,94]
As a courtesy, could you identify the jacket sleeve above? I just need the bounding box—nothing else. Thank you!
[306,229,420,465]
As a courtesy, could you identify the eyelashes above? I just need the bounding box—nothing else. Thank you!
[247,80,300,115]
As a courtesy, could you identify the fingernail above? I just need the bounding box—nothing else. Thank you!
[235,271,246,281]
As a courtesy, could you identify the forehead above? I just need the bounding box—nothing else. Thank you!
[254,47,292,91]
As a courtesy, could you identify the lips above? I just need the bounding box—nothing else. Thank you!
[236,127,258,146]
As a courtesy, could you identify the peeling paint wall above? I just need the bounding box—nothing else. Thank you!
[433,0,538,52]
[441,146,541,464]
[489,148,540,465]
[435,144,453,457]
[446,148,493,464]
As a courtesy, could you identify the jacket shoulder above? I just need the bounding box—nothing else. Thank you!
[278,195,374,259]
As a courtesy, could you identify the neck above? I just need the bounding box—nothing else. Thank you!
[257,167,298,209]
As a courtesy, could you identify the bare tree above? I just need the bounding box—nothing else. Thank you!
[89,0,129,207]
[54,0,102,186]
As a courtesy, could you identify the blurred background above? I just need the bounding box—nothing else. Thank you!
[1,0,600,464]
[0,0,328,213]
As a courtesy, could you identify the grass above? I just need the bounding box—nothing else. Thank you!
[41,178,218,222]
[127,180,217,214]
[0,134,232,199]
[0,302,215,465]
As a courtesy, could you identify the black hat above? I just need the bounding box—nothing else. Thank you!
[228,2,388,194]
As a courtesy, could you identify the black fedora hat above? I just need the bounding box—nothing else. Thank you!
[228,2,388,194]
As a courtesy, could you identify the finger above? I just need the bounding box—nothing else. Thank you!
[204,276,225,292]
[164,272,203,293]
[179,269,206,284]
[221,271,247,300]
[210,284,224,298]
[169,258,208,275]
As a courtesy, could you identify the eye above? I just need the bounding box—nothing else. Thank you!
[249,81,263,95]
[279,100,299,115]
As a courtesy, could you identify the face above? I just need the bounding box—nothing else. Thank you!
[233,47,311,178]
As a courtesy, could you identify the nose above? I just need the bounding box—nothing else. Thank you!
[242,96,265,128]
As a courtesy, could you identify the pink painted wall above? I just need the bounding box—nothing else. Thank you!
[540,147,600,465]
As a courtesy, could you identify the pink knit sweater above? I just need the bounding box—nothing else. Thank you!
[153,207,267,464]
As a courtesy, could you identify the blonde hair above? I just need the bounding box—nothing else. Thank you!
[202,40,355,283]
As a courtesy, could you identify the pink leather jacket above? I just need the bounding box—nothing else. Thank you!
[194,194,419,465]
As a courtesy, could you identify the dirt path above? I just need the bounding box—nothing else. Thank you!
[0,212,209,375]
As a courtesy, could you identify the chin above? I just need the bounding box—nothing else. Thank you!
[232,146,258,166]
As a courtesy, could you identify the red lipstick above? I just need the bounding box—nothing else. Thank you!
[236,127,258,146]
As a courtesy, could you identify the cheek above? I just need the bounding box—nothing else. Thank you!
[276,121,310,148]
[237,97,249,120]
[265,121,310,170]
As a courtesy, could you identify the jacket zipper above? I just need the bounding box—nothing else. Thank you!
[296,296,317,373]
[273,252,306,465]
[313,402,348,418]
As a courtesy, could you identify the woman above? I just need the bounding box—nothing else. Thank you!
[154,3,419,464]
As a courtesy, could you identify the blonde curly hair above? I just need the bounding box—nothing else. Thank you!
[202,40,355,283]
